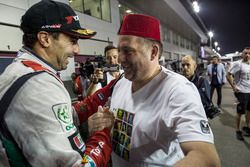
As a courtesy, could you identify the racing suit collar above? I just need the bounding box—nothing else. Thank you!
[19,46,58,74]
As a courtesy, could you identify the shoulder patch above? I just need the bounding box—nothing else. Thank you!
[200,120,211,134]
[97,92,105,101]
[52,103,76,133]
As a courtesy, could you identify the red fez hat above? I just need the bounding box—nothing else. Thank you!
[118,14,161,42]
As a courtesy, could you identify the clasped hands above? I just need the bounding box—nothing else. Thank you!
[88,106,114,134]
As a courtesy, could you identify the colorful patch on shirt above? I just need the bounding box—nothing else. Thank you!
[52,103,76,133]
[73,133,85,149]
[112,108,135,161]
[200,120,211,134]
[82,155,96,167]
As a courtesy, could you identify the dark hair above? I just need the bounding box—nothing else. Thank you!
[22,33,38,49]
[212,55,219,59]
[22,32,60,49]
[104,45,117,55]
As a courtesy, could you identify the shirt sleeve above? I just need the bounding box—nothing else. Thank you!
[228,61,241,75]
[164,81,214,144]
[221,64,227,83]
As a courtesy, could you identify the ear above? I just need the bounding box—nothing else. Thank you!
[194,63,197,70]
[37,31,50,48]
[150,44,159,61]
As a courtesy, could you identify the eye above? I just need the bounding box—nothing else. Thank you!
[70,38,78,45]
[120,46,135,56]
[181,64,191,67]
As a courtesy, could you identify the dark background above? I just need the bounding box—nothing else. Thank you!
[198,0,250,55]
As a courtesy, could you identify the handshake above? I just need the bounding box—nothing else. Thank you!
[88,106,114,134]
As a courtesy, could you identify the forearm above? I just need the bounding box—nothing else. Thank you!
[173,149,220,167]
[226,74,235,89]
[82,128,112,167]
[175,142,221,167]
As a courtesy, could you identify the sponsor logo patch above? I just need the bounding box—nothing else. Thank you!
[68,131,86,155]
[73,133,85,149]
[65,15,79,24]
[41,24,62,29]
[97,92,104,101]
[200,120,210,134]
[52,103,76,133]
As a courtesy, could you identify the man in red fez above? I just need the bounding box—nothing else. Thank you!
[109,14,221,167]
[0,1,113,166]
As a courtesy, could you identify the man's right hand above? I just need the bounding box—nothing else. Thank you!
[233,85,240,93]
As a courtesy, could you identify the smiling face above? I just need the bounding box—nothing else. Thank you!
[181,56,197,79]
[48,33,80,70]
[117,35,155,82]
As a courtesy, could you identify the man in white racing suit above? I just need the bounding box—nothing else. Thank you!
[0,0,113,166]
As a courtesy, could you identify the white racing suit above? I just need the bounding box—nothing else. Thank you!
[0,47,112,167]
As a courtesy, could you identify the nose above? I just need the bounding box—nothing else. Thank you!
[110,57,116,64]
[73,43,80,54]
[182,64,187,69]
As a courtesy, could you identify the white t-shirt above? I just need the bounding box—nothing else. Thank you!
[110,67,214,167]
[228,60,250,93]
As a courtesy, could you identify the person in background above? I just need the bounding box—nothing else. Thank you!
[87,45,123,95]
[74,60,93,100]
[207,55,226,108]
[109,14,220,167]
[0,1,113,166]
[181,55,220,119]
[227,47,250,141]
[103,45,121,85]
[71,72,78,81]
[71,72,78,92]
